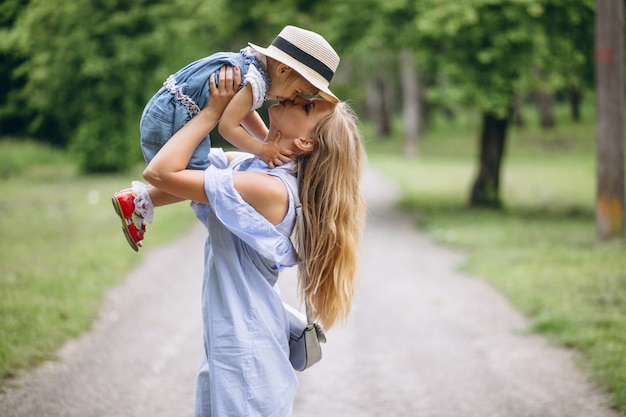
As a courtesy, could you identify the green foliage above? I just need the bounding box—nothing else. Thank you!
[71,114,137,173]
[0,138,69,177]
[2,0,362,172]
[0,0,604,172]
[535,0,595,90]
[5,0,209,172]
[316,0,597,123]
[416,0,543,115]
[0,0,32,138]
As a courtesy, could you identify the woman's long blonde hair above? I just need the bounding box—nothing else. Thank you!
[295,102,367,329]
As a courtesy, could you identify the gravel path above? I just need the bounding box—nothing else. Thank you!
[0,167,619,417]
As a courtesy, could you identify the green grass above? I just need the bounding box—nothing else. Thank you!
[0,140,195,383]
[365,107,626,414]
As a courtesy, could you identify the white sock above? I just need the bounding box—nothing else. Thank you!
[131,181,154,224]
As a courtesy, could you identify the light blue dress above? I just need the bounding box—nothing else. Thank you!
[191,152,299,417]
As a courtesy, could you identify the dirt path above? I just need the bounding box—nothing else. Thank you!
[0,167,619,417]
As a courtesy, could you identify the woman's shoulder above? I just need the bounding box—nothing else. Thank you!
[232,169,290,226]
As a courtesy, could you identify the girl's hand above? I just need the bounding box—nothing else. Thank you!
[260,131,292,168]
[206,66,241,118]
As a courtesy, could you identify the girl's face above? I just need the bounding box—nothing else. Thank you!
[267,75,318,101]
[268,97,334,141]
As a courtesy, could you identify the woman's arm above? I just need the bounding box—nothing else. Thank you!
[143,67,289,225]
[143,66,241,204]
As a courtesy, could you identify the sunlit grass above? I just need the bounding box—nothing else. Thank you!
[365,104,626,413]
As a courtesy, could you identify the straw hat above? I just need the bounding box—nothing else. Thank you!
[248,25,340,103]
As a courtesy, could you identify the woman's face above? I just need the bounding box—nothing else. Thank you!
[268,97,334,141]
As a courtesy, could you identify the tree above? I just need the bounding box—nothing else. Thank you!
[6,0,240,172]
[318,0,425,151]
[414,0,597,207]
[8,0,173,170]
[399,49,420,157]
[538,0,595,122]
[417,0,544,207]
[595,0,625,239]
[0,0,33,139]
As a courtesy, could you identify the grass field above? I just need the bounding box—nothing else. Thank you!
[0,141,195,383]
[365,106,626,413]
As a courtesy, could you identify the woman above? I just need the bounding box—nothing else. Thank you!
[144,66,366,416]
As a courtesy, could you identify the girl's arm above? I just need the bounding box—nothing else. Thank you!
[241,111,269,141]
[218,85,292,167]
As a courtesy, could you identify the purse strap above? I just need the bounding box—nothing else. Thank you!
[282,176,314,325]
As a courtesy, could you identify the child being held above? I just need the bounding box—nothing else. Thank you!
[112,25,340,251]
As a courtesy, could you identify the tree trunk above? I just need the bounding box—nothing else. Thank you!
[595,0,625,239]
[531,66,555,128]
[469,112,508,208]
[569,84,582,122]
[535,90,555,128]
[365,77,391,138]
[512,91,525,127]
[418,78,429,134]
[399,49,419,158]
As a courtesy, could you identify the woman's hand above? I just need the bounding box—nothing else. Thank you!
[205,65,242,119]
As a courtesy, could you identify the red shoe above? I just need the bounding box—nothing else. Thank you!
[112,189,146,252]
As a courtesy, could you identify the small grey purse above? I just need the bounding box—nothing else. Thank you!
[283,179,327,372]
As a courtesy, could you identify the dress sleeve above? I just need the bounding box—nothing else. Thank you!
[207,147,228,169]
[201,165,297,266]
[243,63,268,110]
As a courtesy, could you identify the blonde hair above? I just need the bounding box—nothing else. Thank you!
[295,102,367,329]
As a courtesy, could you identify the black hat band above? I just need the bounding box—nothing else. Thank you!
[272,36,334,83]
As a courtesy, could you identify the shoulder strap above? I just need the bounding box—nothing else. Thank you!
[279,176,314,325]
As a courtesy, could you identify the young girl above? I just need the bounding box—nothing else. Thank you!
[112,25,340,251]
[144,65,366,416]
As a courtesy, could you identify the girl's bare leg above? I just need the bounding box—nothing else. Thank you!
[131,182,184,225]
[147,185,185,208]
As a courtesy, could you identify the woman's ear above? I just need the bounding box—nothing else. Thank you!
[294,137,314,152]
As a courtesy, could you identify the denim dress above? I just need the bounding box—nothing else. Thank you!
[190,153,299,417]
[139,50,270,170]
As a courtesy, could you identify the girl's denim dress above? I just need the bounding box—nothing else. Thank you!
[139,50,269,170]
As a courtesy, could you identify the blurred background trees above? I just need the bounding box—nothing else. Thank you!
[0,0,622,235]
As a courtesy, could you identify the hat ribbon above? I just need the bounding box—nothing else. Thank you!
[272,36,335,83]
